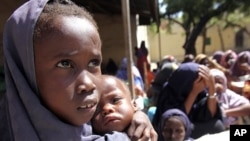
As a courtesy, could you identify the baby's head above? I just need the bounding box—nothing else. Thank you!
[92,75,137,135]
[33,0,102,126]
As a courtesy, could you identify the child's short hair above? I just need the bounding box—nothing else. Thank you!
[34,0,97,43]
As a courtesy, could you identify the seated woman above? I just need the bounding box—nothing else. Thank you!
[212,51,224,64]
[229,51,250,93]
[210,68,250,128]
[160,108,193,141]
[152,62,225,139]
[231,51,250,81]
[220,49,237,70]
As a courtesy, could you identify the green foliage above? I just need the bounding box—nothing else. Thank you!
[156,0,250,55]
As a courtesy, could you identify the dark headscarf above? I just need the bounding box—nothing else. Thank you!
[147,62,178,106]
[152,62,215,134]
[0,0,129,140]
[161,109,193,141]
[158,62,204,110]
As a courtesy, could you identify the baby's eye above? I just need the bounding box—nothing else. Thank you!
[88,59,101,68]
[56,60,73,68]
[112,97,122,104]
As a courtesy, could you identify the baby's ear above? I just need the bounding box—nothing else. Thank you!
[131,99,139,111]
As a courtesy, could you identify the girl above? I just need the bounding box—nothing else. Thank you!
[0,0,156,140]
[160,108,193,141]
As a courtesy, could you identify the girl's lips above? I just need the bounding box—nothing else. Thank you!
[77,95,98,110]
[77,103,96,110]
[77,100,97,110]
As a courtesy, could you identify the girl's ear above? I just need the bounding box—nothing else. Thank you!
[131,99,139,111]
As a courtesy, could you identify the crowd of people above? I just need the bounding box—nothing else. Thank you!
[107,47,250,140]
[135,49,250,140]
[1,0,250,141]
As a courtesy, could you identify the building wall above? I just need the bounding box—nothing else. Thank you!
[147,21,250,63]
[94,14,138,67]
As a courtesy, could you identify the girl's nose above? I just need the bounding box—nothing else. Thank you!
[76,71,96,94]
[170,132,177,139]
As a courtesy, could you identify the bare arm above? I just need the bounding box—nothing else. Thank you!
[205,72,218,117]
[184,80,202,114]
[225,103,250,117]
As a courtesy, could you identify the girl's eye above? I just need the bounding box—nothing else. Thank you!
[88,59,101,68]
[56,60,73,68]
[176,129,183,134]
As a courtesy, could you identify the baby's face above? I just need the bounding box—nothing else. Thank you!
[34,16,102,126]
[92,77,136,134]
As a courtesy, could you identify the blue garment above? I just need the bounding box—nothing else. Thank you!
[116,57,144,90]
[147,106,156,122]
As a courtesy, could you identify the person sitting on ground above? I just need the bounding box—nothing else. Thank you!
[220,49,237,70]
[229,51,250,94]
[160,108,193,141]
[231,51,250,81]
[152,62,225,139]
[212,50,224,65]
[210,68,250,128]
[92,75,158,140]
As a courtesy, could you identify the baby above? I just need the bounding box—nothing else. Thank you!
[92,75,138,134]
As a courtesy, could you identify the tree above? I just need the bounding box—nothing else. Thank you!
[159,0,250,56]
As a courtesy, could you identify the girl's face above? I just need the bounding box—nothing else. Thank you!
[34,16,102,126]
[162,117,186,141]
[91,77,136,134]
